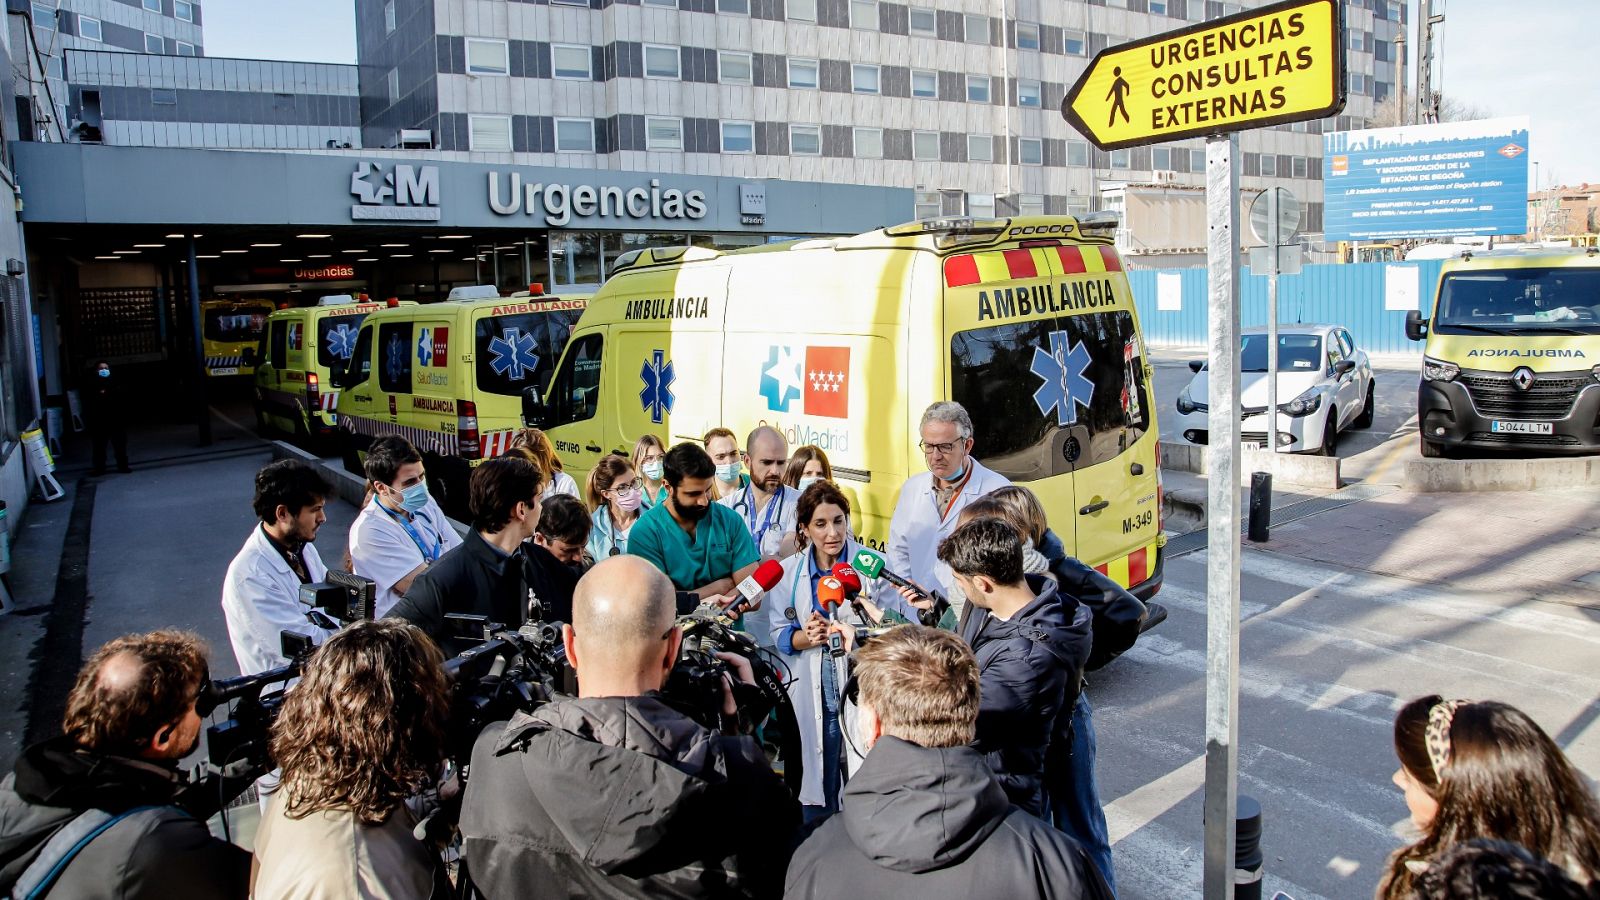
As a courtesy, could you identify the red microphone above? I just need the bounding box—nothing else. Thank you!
[727,558,784,616]
[830,563,863,599]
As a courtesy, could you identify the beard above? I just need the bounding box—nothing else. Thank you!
[672,495,711,521]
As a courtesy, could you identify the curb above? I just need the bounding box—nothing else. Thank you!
[269,440,470,537]
[1402,456,1600,492]
[1161,442,1341,491]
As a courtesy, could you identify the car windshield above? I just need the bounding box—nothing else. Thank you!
[1239,334,1322,373]
[1435,266,1600,334]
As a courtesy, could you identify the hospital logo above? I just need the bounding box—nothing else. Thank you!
[350,161,442,221]
[761,345,850,419]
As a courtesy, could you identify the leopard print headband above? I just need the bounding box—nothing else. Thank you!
[1425,699,1469,777]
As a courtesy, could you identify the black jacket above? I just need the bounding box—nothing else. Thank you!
[460,694,799,899]
[83,374,128,427]
[518,540,580,625]
[389,530,527,650]
[1040,528,1148,671]
[958,575,1092,817]
[0,737,249,900]
[784,736,1111,900]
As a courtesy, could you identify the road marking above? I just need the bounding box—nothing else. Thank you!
[1105,753,1205,844]
[1360,431,1417,486]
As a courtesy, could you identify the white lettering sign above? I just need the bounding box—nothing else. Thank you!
[487,172,708,226]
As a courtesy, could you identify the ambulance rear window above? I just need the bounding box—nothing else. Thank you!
[474,309,582,396]
[950,309,1151,480]
[204,305,269,343]
[318,313,370,370]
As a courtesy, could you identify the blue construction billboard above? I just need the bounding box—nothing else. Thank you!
[1322,117,1529,241]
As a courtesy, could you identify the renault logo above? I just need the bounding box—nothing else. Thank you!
[1512,367,1535,391]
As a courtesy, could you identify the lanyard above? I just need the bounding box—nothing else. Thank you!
[381,504,442,563]
[745,486,784,546]
[934,468,975,523]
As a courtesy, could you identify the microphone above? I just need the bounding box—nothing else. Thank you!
[727,558,785,616]
[848,547,949,629]
[817,576,848,658]
[830,563,863,599]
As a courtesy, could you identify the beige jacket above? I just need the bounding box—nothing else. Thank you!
[252,794,440,900]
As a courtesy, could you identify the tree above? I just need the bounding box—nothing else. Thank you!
[1368,92,1492,128]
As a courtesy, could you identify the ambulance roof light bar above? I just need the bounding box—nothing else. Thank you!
[884,217,1010,250]
[1074,211,1121,237]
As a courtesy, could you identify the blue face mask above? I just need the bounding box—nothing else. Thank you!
[797,476,820,493]
[945,465,966,483]
[398,479,430,514]
[97,369,111,378]
[716,461,743,483]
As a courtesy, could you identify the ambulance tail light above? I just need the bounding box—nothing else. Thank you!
[305,372,320,413]
[458,401,480,460]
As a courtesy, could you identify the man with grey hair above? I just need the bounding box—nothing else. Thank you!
[461,556,799,899]
[887,401,1011,597]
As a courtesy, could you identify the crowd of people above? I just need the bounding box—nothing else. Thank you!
[2,401,1598,900]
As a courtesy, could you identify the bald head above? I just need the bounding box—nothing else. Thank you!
[745,426,789,494]
[567,556,680,695]
[62,630,208,757]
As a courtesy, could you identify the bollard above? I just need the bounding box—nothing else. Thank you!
[1247,472,1272,543]
[1235,794,1264,900]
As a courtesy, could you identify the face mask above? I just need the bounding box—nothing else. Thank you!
[716,461,743,483]
[613,488,643,512]
[398,479,430,514]
[797,476,820,493]
[944,465,966,483]
[97,369,111,378]
[642,460,664,481]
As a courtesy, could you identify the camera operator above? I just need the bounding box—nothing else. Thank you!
[389,456,545,646]
[783,625,1109,900]
[460,556,798,899]
[222,460,336,675]
[0,631,250,900]
[252,620,453,900]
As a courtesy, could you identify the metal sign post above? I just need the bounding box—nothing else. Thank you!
[1203,134,1243,900]
[1248,187,1302,453]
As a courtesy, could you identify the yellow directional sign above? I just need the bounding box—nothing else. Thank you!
[1062,0,1345,151]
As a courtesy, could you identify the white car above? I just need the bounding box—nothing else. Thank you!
[1172,324,1376,456]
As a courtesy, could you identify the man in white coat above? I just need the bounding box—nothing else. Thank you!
[887,401,1011,598]
[221,459,337,676]
[348,435,461,617]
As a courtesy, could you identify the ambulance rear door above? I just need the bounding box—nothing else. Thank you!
[472,299,584,454]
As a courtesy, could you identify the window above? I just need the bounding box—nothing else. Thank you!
[142,0,160,12]
[644,0,677,6]
[854,127,882,159]
[790,124,821,156]
[852,64,880,94]
[964,13,989,43]
[1152,147,1171,170]
[546,334,603,427]
[78,16,102,42]
[788,58,818,89]
[268,321,288,371]
[908,7,936,35]
[915,191,941,219]
[1067,140,1088,167]
[377,321,414,395]
[721,121,754,153]
[1348,31,1364,51]
[851,0,876,30]
[1018,79,1041,108]
[317,313,372,371]
[469,114,512,151]
[383,0,395,33]
[144,33,164,53]
[1149,0,1168,12]
[555,117,595,152]
[911,69,937,98]
[1016,22,1040,50]
[966,75,990,103]
[644,44,680,79]
[1191,148,1206,171]
[176,40,195,56]
[645,116,682,151]
[1019,138,1042,166]
[718,0,748,12]
[30,3,54,28]
[1019,194,1045,217]
[913,130,939,161]
[175,0,194,22]
[466,39,510,76]
[967,193,996,217]
[967,134,992,162]
[552,44,592,80]
[788,0,816,21]
[719,50,752,84]
[551,0,590,7]
[386,67,400,103]
[1260,153,1276,177]
[1064,29,1085,55]
[344,326,373,388]
[151,88,177,105]
[1292,156,1308,178]
[1110,148,1130,169]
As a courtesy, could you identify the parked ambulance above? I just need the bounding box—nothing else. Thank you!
[200,299,274,378]
[1405,248,1600,457]
[253,296,409,447]
[522,216,1165,599]
[330,287,587,516]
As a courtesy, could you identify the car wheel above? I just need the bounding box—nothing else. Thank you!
[1318,408,1338,456]
[1354,383,1375,429]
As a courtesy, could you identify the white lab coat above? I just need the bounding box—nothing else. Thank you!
[348,497,461,618]
[221,525,333,676]
[887,459,1012,595]
[719,483,800,647]
[548,470,580,499]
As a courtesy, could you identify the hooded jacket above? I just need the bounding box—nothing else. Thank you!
[460,694,799,900]
[958,574,1092,817]
[783,736,1111,900]
[0,737,250,900]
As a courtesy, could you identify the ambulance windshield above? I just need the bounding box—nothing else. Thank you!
[1436,267,1600,334]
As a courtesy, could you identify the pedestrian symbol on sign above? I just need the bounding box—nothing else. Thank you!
[1107,66,1131,127]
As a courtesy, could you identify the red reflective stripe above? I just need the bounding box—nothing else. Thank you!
[944,255,980,287]
[1128,546,1148,585]
[1003,249,1037,279]
[1057,246,1086,274]
[1100,247,1123,272]
[1094,563,1109,576]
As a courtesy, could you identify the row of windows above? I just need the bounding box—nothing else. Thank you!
[138,0,198,22]
[33,7,196,56]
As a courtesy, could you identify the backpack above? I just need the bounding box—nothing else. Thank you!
[6,806,165,900]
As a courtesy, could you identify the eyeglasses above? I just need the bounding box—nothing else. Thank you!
[919,439,964,455]
[606,478,644,495]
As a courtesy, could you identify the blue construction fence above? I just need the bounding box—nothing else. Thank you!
[1128,259,1445,355]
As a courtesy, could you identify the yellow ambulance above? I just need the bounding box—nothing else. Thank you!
[1405,248,1600,457]
[200,299,274,377]
[523,216,1165,599]
[253,297,408,446]
[330,289,587,515]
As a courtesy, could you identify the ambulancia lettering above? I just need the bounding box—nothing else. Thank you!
[624,296,711,321]
[975,278,1121,322]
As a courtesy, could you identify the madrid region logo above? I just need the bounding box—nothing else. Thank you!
[1030,331,1095,426]
[416,327,449,368]
[761,345,850,419]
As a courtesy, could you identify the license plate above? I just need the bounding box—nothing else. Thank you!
[209,367,239,376]
[1491,420,1553,435]
[1241,441,1261,451]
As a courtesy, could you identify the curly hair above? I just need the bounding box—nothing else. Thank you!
[270,620,451,825]
[63,630,209,756]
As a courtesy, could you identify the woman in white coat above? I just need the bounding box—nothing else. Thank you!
[769,482,902,823]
